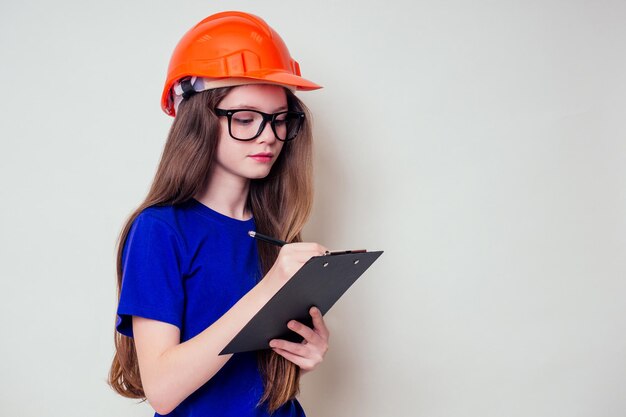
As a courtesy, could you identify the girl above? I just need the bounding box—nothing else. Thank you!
[108,11,330,417]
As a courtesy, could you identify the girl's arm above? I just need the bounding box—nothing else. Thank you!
[132,242,327,415]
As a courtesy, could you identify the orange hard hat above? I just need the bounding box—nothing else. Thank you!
[161,11,322,116]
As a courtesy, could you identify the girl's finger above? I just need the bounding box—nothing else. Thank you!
[286,319,323,345]
[272,347,313,370]
[310,307,330,340]
[270,338,309,357]
[292,242,328,253]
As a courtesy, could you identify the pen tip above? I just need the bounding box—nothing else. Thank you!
[248,231,255,237]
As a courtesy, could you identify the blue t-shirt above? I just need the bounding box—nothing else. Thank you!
[116,198,306,417]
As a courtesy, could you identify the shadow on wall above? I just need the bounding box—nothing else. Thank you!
[303,119,352,247]
[299,118,357,415]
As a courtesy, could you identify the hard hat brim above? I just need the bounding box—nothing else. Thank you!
[161,72,322,116]
[258,71,322,91]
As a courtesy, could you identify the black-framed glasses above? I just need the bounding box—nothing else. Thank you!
[215,108,305,141]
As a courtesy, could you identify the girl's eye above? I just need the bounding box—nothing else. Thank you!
[233,116,254,126]
[274,115,288,126]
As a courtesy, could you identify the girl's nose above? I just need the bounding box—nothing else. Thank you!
[256,121,277,144]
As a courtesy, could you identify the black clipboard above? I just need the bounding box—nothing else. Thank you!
[220,250,384,355]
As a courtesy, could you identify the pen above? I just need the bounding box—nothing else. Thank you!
[248,231,348,256]
[248,231,287,247]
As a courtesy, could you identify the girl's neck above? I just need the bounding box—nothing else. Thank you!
[194,170,252,221]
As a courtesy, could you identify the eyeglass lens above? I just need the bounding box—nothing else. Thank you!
[228,110,303,141]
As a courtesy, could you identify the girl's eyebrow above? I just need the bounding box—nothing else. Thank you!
[230,104,289,112]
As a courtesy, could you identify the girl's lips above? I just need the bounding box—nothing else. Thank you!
[249,155,273,163]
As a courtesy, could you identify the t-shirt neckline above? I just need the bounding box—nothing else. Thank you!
[188,198,255,227]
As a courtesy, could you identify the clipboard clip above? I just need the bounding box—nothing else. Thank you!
[324,249,367,256]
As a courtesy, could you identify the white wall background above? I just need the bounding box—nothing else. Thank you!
[1,1,625,416]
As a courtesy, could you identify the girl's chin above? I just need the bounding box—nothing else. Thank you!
[248,173,272,180]
[244,169,273,180]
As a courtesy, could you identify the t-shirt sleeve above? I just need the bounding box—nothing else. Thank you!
[115,212,185,338]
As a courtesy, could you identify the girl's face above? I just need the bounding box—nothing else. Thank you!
[213,84,288,183]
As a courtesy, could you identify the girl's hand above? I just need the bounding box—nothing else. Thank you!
[267,242,328,285]
[269,306,330,373]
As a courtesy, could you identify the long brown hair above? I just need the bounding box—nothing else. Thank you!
[107,86,314,413]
